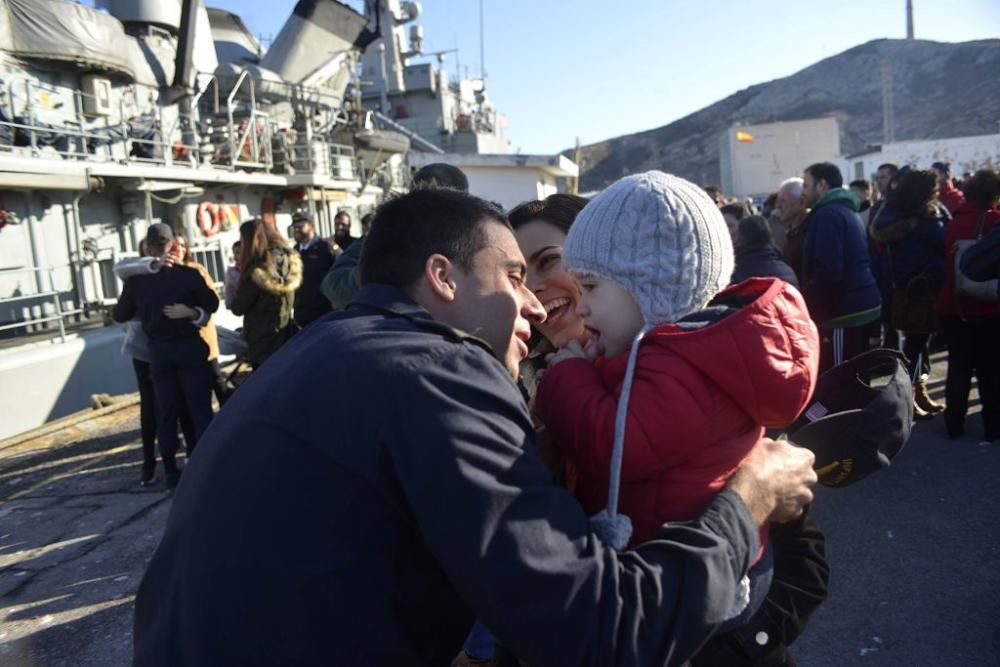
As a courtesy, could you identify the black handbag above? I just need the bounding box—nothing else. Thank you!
[886,245,938,334]
[890,276,938,334]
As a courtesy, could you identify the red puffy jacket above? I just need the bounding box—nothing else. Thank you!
[939,180,966,217]
[534,278,819,548]
[936,201,1000,320]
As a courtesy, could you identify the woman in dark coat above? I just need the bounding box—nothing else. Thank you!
[231,218,302,369]
[870,169,946,418]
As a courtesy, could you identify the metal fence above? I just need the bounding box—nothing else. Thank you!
[0,266,83,343]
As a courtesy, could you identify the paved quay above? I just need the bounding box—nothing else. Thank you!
[1,358,997,666]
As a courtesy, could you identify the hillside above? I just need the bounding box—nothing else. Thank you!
[574,38,1000,191]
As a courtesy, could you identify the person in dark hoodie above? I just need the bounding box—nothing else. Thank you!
[290,211,335,327]
[870,168,947,419]
[800,162,881,372]
[731,215,800,288]
[231,218,303,369]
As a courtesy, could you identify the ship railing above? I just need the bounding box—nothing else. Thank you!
[225,70,272,172]
[328,143,356,180]
[0,266,83,344]
[189,243,227,290]
[0,72,263,172]
[287,138,357,179]
[0,74,207,168]
[0,69,356,181]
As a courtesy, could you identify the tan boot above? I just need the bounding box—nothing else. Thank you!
[914,380,945,414]
[912,397,932,421]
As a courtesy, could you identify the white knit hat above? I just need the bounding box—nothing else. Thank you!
[564,171,734,325]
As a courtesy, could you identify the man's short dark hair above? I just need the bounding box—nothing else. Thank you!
[805,162,843,190]
[736,215,774,248]
[849,179,871,191]
[360,188,506,290]
[411,163,470,192]
[877,162,900,176]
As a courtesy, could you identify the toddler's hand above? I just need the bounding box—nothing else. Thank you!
[545,340,596,367]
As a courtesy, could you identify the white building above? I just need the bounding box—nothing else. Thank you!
[838,134,1000,183]
[719,117,841,198]
[407,153,579,210]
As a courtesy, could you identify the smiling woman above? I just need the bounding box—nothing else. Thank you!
[509,194,590,351]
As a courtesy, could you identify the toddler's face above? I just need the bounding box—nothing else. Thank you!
[573,272,645,359]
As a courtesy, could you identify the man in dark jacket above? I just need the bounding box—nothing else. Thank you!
[868,162,900,350]
[133,189,817,667]
[332,210,357,249]
[113,224,219,488]
[731,215,800,288]
[291,211,335,326]
[801,163,881,371]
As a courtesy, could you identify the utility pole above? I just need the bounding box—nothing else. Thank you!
[906,0,914,39]
[881,59,895,144]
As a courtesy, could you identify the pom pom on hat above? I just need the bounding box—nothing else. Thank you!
[564,171,734,325]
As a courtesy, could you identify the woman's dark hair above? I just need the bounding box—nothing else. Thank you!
[963,169,1000,206]
[360,188,505,290]
[239,218,288,276]
[508,193,588,234]
[736,215,774,248]
[887,169,938,218]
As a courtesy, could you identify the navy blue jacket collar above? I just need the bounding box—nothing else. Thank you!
[348,283,433,320]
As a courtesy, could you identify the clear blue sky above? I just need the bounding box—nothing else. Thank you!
[99,0,1000,154]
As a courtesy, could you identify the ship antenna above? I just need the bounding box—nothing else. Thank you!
[479,0,486,83]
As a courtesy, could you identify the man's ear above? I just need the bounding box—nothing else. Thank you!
[424,253,458,303]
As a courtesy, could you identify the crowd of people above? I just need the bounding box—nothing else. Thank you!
[753,161,998,439]
[113,159,999,666]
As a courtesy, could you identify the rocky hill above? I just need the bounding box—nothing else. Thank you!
[574,39,1000,192]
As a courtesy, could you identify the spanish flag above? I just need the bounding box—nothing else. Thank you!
[736,130,754,143]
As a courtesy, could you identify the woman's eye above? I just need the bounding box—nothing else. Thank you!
[538,254,561,271]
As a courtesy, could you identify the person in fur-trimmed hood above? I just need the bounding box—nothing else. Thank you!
[232,218,303,368]
[533,171,820,630]
[870,168,947,419]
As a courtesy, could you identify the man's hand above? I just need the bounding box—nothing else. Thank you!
[162,303,198,320]
[727,438,817,525]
